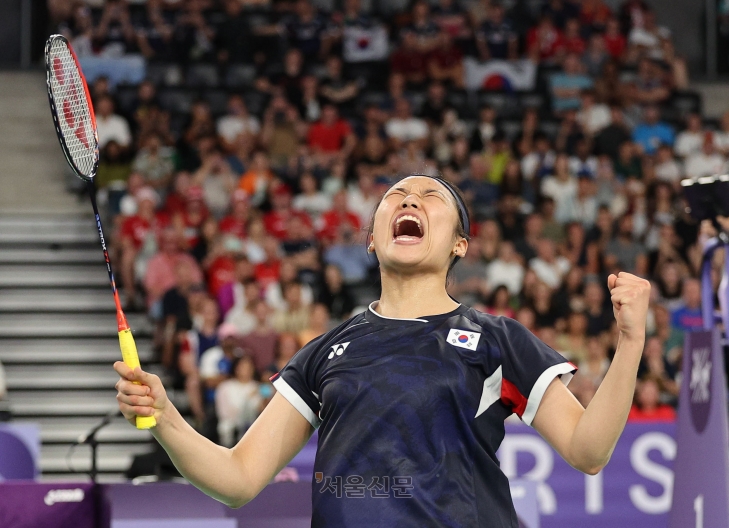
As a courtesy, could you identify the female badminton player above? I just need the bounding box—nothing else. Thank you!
[114,175,650,527]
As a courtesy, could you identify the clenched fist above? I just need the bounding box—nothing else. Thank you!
[607,272,651,343]
[114,362,169,427]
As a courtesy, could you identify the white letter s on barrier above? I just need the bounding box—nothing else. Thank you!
[629,432,676,514]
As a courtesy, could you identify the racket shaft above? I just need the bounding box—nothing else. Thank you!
[118,328,157,430]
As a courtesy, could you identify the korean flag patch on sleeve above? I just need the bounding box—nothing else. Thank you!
[447,329,481,350]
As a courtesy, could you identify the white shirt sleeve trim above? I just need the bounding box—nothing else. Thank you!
[273,376,321,429]
[521,362,576,427]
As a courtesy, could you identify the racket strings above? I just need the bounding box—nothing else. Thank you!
[48,39,97,177]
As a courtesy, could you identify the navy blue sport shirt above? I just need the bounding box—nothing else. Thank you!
[271,302,576,527]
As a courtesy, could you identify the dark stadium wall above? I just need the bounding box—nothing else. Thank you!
[0,0,22,67]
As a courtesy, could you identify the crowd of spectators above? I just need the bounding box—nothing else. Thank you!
[50,0,722,444]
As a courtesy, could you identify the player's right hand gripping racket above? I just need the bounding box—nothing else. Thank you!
[44,34,156,429]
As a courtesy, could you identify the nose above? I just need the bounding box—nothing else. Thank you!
[400,193,421,209]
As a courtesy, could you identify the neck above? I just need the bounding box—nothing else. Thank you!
[377,269,459,319]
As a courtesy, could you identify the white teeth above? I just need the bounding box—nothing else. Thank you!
[396,215,421,226]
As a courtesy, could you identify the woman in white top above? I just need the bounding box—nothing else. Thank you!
[215,355,263,448]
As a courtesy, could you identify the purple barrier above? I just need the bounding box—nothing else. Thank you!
[0,482,96,528]
[0,423,40,480]
[669,329,729,527]
[500,422,675,528]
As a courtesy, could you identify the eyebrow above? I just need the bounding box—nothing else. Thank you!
[388,187,447,198]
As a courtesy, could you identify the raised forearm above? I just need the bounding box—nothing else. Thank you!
[569,334,643,473]
[152,403,250,506]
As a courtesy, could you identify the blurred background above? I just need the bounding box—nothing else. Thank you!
[0,0,727,518]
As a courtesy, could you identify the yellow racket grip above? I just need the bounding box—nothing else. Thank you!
[118,328,157,430]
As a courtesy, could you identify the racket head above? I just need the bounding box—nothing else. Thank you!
[45,34,99,182]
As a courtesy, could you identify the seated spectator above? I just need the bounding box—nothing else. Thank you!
[293,172,331,223]
[173,186,210,249]
[385,98,429,149]
[317,264,356,321]
[604,215,647,275]
[199,323,241,424]
[390,32,430,87]
[93,0,136,56]
[632,105,674,155]
[238,151,275,207]
[307,104,356,166]
[347,172,379,228]
[401,0,441,53]
[580,0,612,32]
[260,97,307,169]
[574,176,598,228]
[479,285,515,318]
[584,280,612,336]
[684,132,727,180]
[529,238,570,289]
[603,17,626,60]
[171,0,216,63]
[282,0,328,62]
[527,14,565,63]
[476,2,518,61]
[576,90,611,137]
[613,141,643,181]
[670,278,703,332]
[654,144,682,185]
[626,58,671,106]
[427,32,465,88]
[96,141,132,191]
[595,106,632,161]
[254,236,283,290]
[217,255,255,318]
[528,279,562,329]
[582,33,609,79]
[218,190,250,242]
[144,229,204,317]
[637,336,679,401]
[271,281,310,333]
[299,303,331,345]
[319,56,360,110]
[265,258,314,311]
[160,259,199,367]
[96,96,132,151]
[562,18,586,55]
[324,224,372,284]
[627,9,671,62]
[432,0,470,39]
[193,151,237,220]
[262,332,300,380]
[569,138,598,179]
[318,190,361,244]
[180,103,216,170]
[132,134,175,192]
[216,354,262,447]
[216,95,260,154]
[485,241,524,296]
[119,187,168,306]
[713,110,729,156]
[240,300,279,373]
[555,311,589,363]
[135,0,174,60]
[549,53,594,114]
[628,378,676,422]
[574,335,610,390]
[263,185,313,241]
[541,153,578,223]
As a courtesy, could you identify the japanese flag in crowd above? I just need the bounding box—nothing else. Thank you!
[447,329,482,350]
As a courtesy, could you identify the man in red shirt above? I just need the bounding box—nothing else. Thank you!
[263,185,313,240]
[119,187,168,308]
[527,14,565,63]
[390,32,429,86]
[306,104,356,167]
[254,236,283,290]
[174,186,209,249]
[318,189,361,244]
[218,189,249,240]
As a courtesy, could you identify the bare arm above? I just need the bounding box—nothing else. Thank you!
[532,272,650,474]
[114,363,314,507]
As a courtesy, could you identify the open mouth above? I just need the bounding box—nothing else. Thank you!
[393,214,424,242]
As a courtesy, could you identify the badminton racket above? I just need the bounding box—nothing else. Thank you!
[44,34,156,429]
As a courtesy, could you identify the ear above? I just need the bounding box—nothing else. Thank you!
[453,238,468,258]
[367,234,375,254]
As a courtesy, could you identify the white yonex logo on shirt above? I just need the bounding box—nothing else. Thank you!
[328,342,350,359]
[447,329,481,350]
